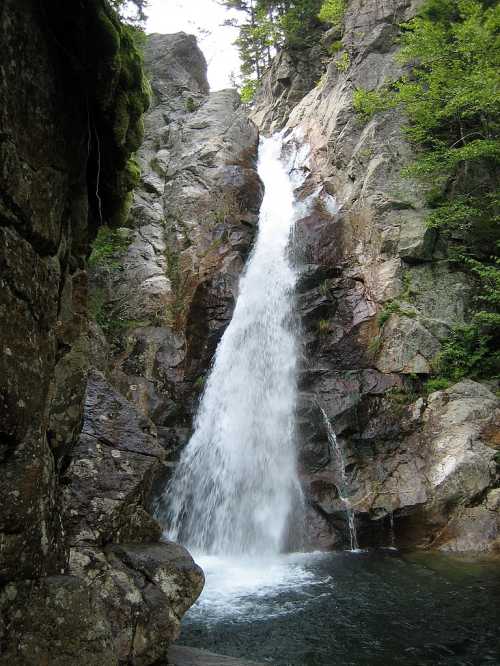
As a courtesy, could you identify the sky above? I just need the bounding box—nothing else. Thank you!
[145,0,242,90]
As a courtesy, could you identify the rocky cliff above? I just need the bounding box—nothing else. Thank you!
[0,5,205,665]
[251,0,500,553]
[1,1,498,661]
[91,33,262,469]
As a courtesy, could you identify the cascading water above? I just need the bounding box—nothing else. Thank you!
[319,406,359,551]
[162,134,306,557]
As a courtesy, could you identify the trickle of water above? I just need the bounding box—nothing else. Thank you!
[389,511,396,550]
[318,406,359,551]
[160,134,307,556]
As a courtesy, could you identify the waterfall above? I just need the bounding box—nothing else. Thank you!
[318,406,359,551]
[162,134,306,557]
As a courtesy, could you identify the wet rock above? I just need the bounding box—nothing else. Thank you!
[63,371,165,547]
[250,0,497,552]
[252,47,326,134]
[168,645,265,666]
[356,381,499,551]
[0,576,116,665]
[92,31,262,445]
[69,542,204,665]
[0,0,91,584]
[61,369,205,663]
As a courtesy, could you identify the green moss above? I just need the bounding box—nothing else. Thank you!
[377,300,416,327]
[96,7,121,55]
[89,8,150,229]
[328,40,343,54]
[89,226,132,269]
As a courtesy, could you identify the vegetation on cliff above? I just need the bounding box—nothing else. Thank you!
[222,0,344,101]
[353,0,499,382]
[46,0,150,231]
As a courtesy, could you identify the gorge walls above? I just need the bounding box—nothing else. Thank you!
[251,0,500,552]
[0,0,498,661]
[0,5,210,664]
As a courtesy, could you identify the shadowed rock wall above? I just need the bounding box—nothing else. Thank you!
[0,6,204,664]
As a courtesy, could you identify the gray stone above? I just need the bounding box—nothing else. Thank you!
[168,646,265,666]
[0,576,116,665]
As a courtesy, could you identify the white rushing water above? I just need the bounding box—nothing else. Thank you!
[163,133,307,557]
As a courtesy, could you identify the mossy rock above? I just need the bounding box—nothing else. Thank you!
[86,3,151,229]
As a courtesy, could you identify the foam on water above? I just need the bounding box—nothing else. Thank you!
[188,552,329,622]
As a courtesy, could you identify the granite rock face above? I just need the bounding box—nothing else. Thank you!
[250,0,499,552]
[92,32,262,460]
[0,11,205,665]
[0,0,91,586]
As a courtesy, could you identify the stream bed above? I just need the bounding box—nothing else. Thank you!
[179,549,500,666]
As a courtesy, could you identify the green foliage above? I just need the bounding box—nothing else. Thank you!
[109,0,148,24]
[318,0,346,27]
[353,86,398,121]
[377,300,416,327]
[328,39,343,54]
[221,0,323,87]
[279,0,324,47]
[390,0,500,382]
[240,78,258,103]
[423,378,452,394]
[185,97,197,113]
[434,324,499,382]
[335,51,350,72]
[89,226,132,269]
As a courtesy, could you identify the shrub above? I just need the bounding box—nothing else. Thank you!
[335,51,350,72]
[318,0,346,28]
[240,79,258,104]
[423,378,452,394]
[353,87,398,121]
[328,39,343,54]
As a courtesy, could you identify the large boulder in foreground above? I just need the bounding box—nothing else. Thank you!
[0,541,204,666]
[60,371,204,664]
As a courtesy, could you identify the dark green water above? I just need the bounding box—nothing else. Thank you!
[179,550,500,665]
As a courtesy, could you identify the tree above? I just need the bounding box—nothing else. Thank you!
[394,0,500,380]
[109,0,148,24]
[220,0,324,100]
